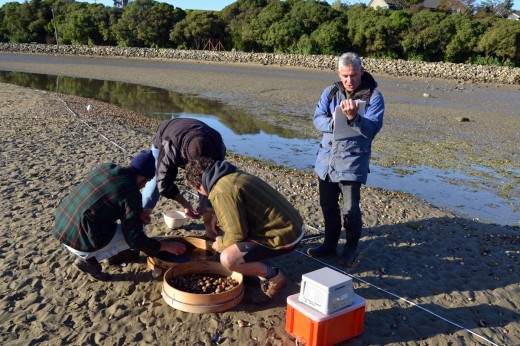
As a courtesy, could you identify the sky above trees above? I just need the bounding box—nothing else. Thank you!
[1,0,518,65]
[0,0,377,10]
[0,0,517,10]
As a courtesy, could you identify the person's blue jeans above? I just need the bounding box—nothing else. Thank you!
[141,145,160,209]
[140,145,211,210]
[318,177,362,246]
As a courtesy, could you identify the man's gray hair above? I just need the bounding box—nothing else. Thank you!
[338,52,362,69]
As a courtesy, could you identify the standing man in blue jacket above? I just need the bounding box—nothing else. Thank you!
[308,52,384,266]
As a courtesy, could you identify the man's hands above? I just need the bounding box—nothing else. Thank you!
[184,207,200,219]
[141,208,153,225]
[175,193,201,219]
[160,241,187,255]
[340,99,360,121]
[211,236,222,253]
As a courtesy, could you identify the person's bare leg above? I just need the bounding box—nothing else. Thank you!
[219,245,286,298]
[219,244,268,276]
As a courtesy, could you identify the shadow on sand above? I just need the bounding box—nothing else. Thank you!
[285,216,518,345]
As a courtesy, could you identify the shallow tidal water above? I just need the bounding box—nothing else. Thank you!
[0,69,517,226]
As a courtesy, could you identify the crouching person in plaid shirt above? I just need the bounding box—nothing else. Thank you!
[53,150,186,281]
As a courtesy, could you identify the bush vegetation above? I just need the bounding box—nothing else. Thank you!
[1,0,518,67]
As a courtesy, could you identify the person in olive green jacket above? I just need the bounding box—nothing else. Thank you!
[184,157,304,299]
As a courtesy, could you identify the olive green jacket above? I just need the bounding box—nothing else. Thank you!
[204,161,303,252]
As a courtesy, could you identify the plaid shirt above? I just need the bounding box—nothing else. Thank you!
[54,163,161,257]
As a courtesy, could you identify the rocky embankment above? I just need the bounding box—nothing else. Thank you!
[1,42,519,85]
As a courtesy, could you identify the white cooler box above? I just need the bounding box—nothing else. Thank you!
[299,267,355,314]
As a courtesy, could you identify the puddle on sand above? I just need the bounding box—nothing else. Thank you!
[0,70,517,226]
[368,165,519,226]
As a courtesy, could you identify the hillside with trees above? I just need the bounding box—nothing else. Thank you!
[1,0,519,67]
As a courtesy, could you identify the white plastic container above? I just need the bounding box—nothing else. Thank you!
[299,267,355,314]
[163,210,186,229]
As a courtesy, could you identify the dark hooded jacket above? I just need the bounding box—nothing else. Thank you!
[153,118,226,199]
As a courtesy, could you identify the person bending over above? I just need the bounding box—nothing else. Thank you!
[141,118,226,239]
[184,157,304,299]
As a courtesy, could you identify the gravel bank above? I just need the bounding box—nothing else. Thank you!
[1,43,520,84]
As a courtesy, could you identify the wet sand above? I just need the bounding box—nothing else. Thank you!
[0,55,519,345]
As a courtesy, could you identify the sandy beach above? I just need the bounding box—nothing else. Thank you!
[0,56,519,345]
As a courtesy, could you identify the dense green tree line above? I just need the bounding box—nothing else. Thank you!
[1,0,519,66]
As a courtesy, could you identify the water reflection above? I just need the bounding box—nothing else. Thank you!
[174,113,318,170]
[369,165,520,226]
[1,70,517,226]
[0,70,306,138]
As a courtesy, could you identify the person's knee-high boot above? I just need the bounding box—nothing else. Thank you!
[307,207,342,258]
[341,210,362,265]
[308,177,342,258]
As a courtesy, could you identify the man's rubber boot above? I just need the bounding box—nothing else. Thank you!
[339,230,362,266]
[307,242,337,257]
[307,225,340,258]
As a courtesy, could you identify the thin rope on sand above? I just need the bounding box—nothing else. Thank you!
[57,94,501,346]
[300,225,499,346]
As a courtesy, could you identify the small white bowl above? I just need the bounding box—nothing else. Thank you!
[163,210,187,229]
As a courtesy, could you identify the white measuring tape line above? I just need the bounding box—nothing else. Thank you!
[58,95,500,346]
[57,95,203,202]
[57,97,135,159]
[299,226,499,346]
